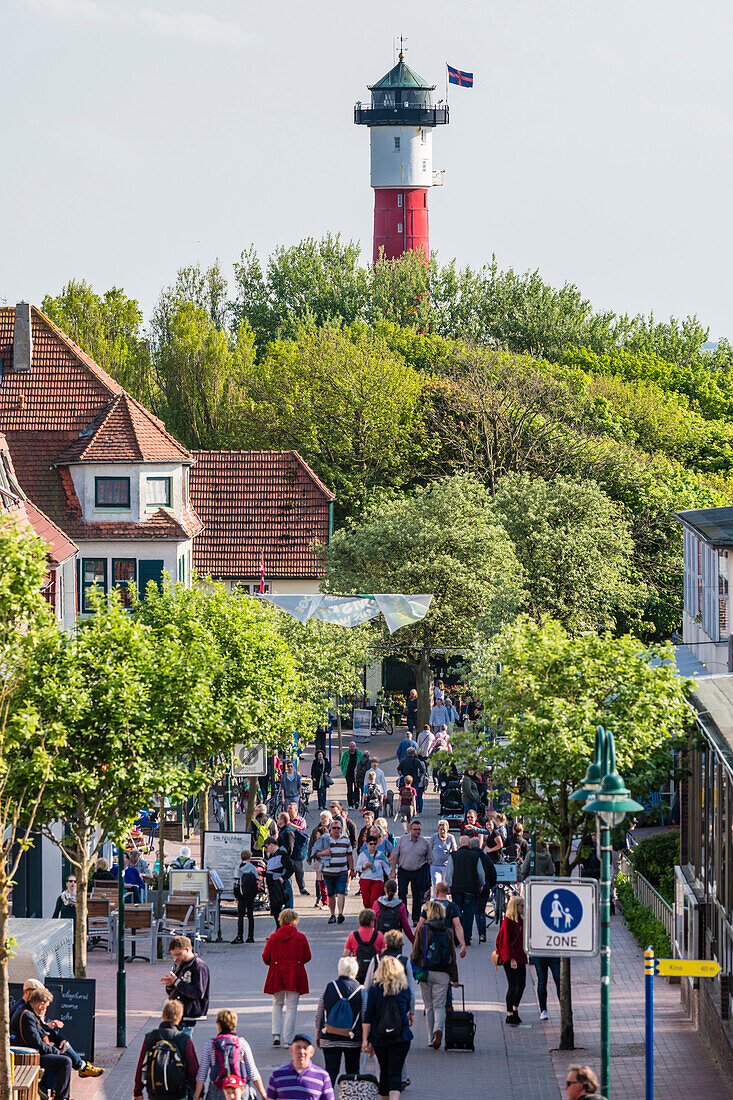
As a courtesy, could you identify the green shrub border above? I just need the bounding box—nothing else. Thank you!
[616,873,672,958]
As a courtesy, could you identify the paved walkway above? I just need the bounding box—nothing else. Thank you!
[72,729,730,1100]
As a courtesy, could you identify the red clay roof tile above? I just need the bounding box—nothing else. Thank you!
[190,450,334,578]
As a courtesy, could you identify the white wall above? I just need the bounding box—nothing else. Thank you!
[60,557,76,631]
[41,825,63,918]
[70,461,187,525]
[370,126,433,188]
[214,578,323,595]
[682,611,729,674]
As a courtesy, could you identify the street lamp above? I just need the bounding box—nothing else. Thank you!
[570,725,643,1099]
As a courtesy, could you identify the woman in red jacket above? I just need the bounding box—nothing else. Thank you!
[494,894,527,1026]
[262,908,311,1047]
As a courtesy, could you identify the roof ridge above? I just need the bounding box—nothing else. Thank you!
[122,391,192,461]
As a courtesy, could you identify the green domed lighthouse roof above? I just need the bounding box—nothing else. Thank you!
[368,55,436,92]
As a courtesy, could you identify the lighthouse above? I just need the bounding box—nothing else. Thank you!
[354,51,449,263]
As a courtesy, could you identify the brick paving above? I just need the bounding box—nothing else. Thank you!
[68,729,731,1100]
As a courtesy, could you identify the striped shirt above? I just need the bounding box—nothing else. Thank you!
[312,835,352,876]
[267,1061,334,1100]
[196,1035,260,1084]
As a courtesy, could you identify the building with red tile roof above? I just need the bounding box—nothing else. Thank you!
[0,303,336,618]
[190,450,334,592]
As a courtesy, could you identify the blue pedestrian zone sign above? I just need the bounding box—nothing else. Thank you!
[525,878,599,957]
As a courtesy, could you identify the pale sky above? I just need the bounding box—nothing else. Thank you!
[3,0,731,339]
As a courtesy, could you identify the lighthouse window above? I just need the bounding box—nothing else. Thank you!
[397,194,403,208]
[397,223,403,234]
[421,130,427,143]
[422,159,427,172]
[394,136,400,150]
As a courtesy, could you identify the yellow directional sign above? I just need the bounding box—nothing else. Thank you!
[655,958,721,978]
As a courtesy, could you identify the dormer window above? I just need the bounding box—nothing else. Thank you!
[147,476,172,507]
[95,477,130,509]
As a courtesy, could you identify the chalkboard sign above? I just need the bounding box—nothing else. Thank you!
[10,978,96,1060]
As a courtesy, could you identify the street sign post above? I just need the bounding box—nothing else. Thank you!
[645,950,721,1099]
[525,878,599,957]
[231,743,267,777]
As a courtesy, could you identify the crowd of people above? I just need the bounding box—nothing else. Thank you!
[30,691,605,1100]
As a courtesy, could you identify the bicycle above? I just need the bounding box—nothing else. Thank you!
[370,704,394,735]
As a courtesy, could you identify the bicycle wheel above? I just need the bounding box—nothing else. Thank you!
[384,713,394,735]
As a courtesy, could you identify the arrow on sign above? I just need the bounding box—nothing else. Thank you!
[655,958,721,978]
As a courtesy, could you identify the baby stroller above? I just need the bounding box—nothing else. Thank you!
[439,777,464,829]
[251,856,269,910]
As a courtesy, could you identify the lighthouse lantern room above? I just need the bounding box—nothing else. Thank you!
[354,51,449,262]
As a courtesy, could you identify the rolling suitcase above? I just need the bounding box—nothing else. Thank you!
[338,1054,380,1100]
[444,983,476,1052]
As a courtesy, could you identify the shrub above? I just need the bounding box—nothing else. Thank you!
[630,831,679,904]
[616,873,672,957]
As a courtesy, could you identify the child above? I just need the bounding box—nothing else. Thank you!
[396,775,417,831]
[311,824,329,908]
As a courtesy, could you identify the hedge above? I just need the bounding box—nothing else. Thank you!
[616,873,672,958]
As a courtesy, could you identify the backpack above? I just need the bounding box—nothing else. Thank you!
[375,993,403,1040]
[376,904,401,934]
[322,981,360,1039]
[364,784,381,812]
[425,925,452,970]
[143,1030,188,1099]
[212,1033,242,1087]
[355,928,380,982]
[255,818,273,849]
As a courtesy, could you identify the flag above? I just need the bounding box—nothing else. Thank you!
[447,64,473,88]
[259,549,265,593]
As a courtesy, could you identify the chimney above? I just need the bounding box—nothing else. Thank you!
[13,302,32,373]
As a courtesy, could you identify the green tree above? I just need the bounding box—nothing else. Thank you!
[281,619,371,759]
[149,301,256,449]
[237,326,430,519]
[41,279,153,404]
[325,476,525,726]
[492,473,646,631]
[37,593,218,976]
[135,582,309,830]
[0,518,68,1094]
[452,616,692,1049]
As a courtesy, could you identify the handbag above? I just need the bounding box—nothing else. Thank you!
[325,775,334,788]
[411,927,428,983]
[491,949,502,968]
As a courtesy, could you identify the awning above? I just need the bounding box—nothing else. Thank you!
[255,593,432,634]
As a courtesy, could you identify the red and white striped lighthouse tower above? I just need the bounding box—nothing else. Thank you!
[354,50,449,263]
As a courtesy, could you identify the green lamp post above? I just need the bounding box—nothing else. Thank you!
[570,725,643,1099]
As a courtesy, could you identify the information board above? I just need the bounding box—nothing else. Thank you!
[11,978,96,1060]
[203,831,250,900]
[168,868,210,900]
[353,709,372,740]
[495,862,518,882]
[525,877,599,957]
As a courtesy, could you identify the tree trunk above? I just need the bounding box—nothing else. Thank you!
[246,780,258,831]
[559,956,575,1049]
[74,837,91,979]
[157,791,165,920]
[0,868,13,1100]
[198,785,209,837]
[413,651,433,731]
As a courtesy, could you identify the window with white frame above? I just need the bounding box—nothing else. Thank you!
[235,582,271,596]
[397,193,403,208]
[146,477,172,507]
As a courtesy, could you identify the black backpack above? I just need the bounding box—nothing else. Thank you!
[143,1029,188,1099]
[364,784,381,812]
[355,928,380,982]
[376,993,403,1040]
[425,925,452,970]
[376,904,402,934]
